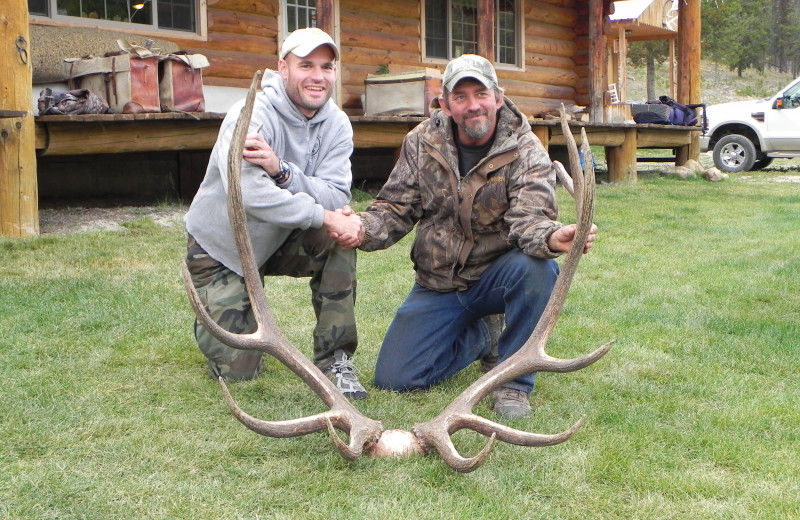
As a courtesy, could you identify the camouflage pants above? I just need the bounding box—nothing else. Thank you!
[186,228,358,380]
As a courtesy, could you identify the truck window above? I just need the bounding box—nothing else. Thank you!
[782,81,800,109]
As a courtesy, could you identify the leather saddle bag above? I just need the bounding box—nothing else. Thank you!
[159,53,210,112]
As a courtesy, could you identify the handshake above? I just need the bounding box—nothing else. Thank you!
[323,205,364,249]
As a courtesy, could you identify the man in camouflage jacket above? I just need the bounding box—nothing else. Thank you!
[336,55,597,418]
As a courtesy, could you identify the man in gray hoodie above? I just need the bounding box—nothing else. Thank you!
[185,28,368,399]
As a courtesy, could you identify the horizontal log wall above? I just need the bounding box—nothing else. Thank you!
[34,0,616,118]
[163,0,612,118]
[337,0,586,118]
[338,0,423,114]
[171,0,279,87]
[501,0,577,118]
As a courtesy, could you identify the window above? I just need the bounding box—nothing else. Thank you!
[782,80,800,109]
[424,0,519,66]
[285,0,317,33]
[496,0,518,66]
[425,0,477,60]
[424,1,448,59]
[449,0,478,58]
[28,0,197,33]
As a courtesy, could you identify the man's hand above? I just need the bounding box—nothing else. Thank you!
[243,132,281,176]
[324,209,363,249]
[547,223,598,254]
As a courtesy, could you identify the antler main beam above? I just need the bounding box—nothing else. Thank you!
[182,81,611,471]
[410,107,614,472]
[181,71,383,460]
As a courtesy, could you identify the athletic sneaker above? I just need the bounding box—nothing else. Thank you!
[324,349,368,400]
[492,387,532,419]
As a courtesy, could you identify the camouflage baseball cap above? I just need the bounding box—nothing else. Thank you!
[442,54,499,91]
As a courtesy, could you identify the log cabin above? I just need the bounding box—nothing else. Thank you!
[2,0,702,236]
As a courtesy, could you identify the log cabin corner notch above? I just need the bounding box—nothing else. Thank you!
[6,0,703,237]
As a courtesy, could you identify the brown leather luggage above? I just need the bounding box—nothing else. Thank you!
[158,54,210,112]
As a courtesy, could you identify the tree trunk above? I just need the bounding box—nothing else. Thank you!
[646,53,656,100]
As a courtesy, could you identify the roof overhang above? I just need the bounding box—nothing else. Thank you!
[608,0,678,41]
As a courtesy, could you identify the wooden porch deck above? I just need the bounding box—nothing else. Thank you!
[33,113,701,184]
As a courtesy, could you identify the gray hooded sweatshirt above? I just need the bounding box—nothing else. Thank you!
[185,69,353,276]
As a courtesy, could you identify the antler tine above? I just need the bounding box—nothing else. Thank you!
[411,105,613,472]
[552,160,574,198]
[218,378,378,461]
[560,104,585,210]
[182,71,383,461]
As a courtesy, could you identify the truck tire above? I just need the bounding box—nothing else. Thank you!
[712,134,757,173]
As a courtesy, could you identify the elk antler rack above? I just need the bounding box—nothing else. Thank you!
[182,73,613,471]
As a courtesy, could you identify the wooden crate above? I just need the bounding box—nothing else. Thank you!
[364,69,442,117]
[605,103,633,123]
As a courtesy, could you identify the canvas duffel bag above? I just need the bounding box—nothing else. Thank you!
[63,41,161,114]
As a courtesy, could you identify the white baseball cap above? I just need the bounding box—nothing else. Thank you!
[280,27,340,61]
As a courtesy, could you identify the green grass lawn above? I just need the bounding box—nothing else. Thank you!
[2,171,798,519]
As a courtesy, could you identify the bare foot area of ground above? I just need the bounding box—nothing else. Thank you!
[36,168,799,235]
[38,204,186,235]
[740,174,800,183]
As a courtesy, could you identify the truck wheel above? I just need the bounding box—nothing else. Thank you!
[712,135,757,172]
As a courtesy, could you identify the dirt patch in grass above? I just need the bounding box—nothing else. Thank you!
[39,204,186,235]
[741,174,800,183]
[35,165,799,235]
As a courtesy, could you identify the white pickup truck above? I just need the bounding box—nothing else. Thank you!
[700,76,800,172]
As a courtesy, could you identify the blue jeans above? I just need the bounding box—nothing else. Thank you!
[374,249,559,394]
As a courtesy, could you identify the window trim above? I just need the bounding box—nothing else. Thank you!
[28,0,207,41]
[422,0,524,71]
[279,1,339,52]
[281,0,318,36]
[421,0,472,65]
[494,0,523,69]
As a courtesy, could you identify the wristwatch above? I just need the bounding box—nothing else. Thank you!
[271,159,290,179]
[271,159,291,184]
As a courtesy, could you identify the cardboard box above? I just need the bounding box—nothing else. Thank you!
[364,69,442,117]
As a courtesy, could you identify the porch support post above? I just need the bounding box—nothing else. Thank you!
[588,0,605,122]
[1,0,38,236]
[677,0,701,165]
[532,127,549,149]
[606,127,637,183]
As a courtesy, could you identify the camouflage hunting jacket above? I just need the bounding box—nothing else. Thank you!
[358,98,563,292]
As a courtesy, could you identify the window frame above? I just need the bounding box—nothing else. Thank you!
[282,0,318,35]
[28,0,207,40]
[422,0,523,70]
[494,0,522,69]
[423,0,476,63]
